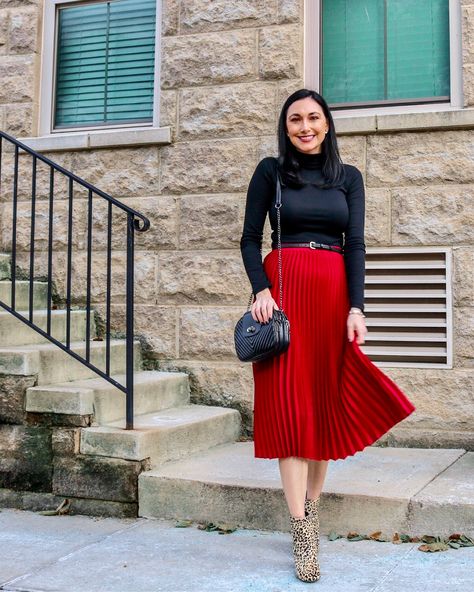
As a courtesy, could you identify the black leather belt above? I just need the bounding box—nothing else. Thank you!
[273,241,343,253]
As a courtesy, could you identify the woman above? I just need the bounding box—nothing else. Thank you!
[239,89,416,583]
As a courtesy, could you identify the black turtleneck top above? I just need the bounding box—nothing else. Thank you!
[239,150,366,311]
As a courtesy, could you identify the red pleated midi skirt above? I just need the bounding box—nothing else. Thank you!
[252,247,416,461]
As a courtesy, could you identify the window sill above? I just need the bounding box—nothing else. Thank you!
[333,107,474,135]
[18,126,172,152]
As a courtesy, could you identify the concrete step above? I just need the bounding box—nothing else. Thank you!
[25,370,190,423]
[0,254,10,280]
[138,442,473,537]
[81,405,241,464]
[0,280,48,309]
[0,339,142,384]
[0,309,96,346]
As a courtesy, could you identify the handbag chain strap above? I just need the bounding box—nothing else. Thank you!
[246,171,284,312]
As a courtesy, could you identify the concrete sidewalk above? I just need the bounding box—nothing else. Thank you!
[0,508,473,592]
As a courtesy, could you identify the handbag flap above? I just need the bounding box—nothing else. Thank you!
[241,311,262,337]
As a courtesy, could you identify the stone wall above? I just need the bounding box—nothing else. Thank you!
[0,0,473,445]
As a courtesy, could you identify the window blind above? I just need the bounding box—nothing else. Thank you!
[321,0,450,107]
[54,0,156,129]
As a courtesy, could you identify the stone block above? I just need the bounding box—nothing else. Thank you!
[161,29,256,88]
[0,9,8,54]
[162,0,179,36]
[0,489,137,518]
[15,249,156,306]
[259,24,302,80]
[391,185,474,245]
[276,79,305,114]
[465,64,474,106]
[452,247,474,306]
[257,136,278,161]
[159,89,177,132]
[0,425,52,491]
[0,374,36,424]
[367,131,474,185]
[179,194,243,249]
[0,1,39,7]
[453,306,474,368]
[0,56,35,102]
[89,194,178,251]
[278,0,301,23]
[26,413,92,428]
[156,251,249,304]
[4,102,33,137]
[462,5,474,64]
[94,303,178,359]
[179,82,277,139]
[53,454,150,503]
[179,306,242,359]
[0,198,88,252]
[8,7,38,54]
[160,139,257,194]
[0,150,72,204]
[51,428,81,456]
[338,136,367,173]
[365,188,391,245]
[180,0,275,32]
[383,367,474,431]
[70,147,160,197]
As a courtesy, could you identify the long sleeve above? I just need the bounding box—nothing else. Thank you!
[240,157,276,294]
[343,166,366,311]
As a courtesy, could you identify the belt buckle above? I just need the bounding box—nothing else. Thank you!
[309,241,317,249]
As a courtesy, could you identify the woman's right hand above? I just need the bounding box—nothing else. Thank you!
[251,288,279,324]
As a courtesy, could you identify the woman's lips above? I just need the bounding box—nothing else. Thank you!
[297,135,315,143]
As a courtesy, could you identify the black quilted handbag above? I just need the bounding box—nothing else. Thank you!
[234,172,290,362]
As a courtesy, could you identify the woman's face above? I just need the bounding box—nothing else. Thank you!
[285,97,329,155]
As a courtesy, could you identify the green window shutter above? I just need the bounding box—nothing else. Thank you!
[322,0,450,107]
[54,0,156,129]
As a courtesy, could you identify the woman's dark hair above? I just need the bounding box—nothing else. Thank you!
[277,88,345,189]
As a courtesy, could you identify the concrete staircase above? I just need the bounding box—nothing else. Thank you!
[0,252,241,507]
[139,441,474,537]
[1,252,473,537]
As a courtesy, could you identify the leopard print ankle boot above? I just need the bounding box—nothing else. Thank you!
[289,513,321,582]
[305,496,320,554]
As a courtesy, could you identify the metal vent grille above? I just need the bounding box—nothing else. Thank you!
[360,247,452,368]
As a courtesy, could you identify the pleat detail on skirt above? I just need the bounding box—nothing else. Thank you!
[252,248,416,461]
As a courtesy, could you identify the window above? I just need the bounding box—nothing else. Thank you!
[304,0,463,115]
[361,248,452,368]
[39,0,162,136]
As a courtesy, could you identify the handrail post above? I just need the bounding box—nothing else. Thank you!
[126,212,135,430]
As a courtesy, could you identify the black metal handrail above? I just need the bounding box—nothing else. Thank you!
[0,130,150,430]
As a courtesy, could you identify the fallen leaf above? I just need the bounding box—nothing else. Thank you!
[368,531,391,542]
[37,499,70,516]
[347,532,367,541]
[327,531,342,541]
[418,542,450,552]
[175,519,193,528]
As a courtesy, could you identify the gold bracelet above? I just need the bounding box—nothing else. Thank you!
[349,308,366,317]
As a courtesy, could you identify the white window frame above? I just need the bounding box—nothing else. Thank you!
[304,0,464,118]
[38,0,163,136]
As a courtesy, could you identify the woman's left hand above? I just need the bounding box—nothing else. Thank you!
[347,312,368,345]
